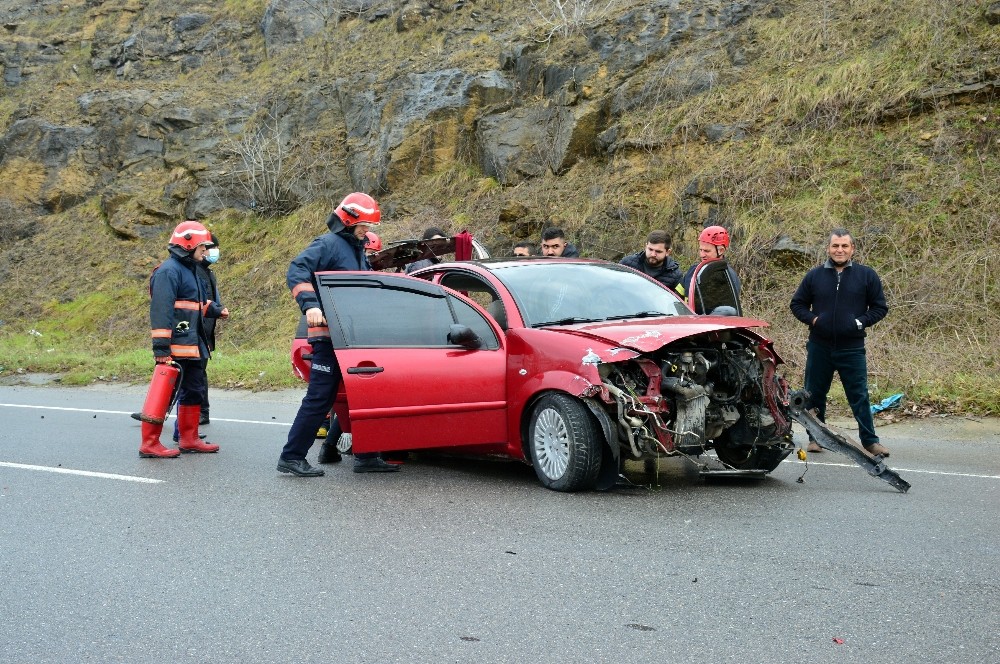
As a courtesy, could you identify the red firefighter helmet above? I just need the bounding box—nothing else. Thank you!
[170,220,213,251]
[365,231,382,252]
[333,192,381,227]
[698,225,730,248]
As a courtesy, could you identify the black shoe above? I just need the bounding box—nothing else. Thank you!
[130,412,142,421]
[172,432,206,443]
[277,458,325,477]
[353,457,401,473]
[317,441,342,464]
[199,412,210,426]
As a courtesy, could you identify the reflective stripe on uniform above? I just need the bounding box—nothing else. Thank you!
[291,283,315,298]
[174,300,200,310]
[170,344,200,358]
[307,326,330,337]
[151,329,172,338]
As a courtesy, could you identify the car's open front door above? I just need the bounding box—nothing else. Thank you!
[687,259,743,316]
[315,272,507,454]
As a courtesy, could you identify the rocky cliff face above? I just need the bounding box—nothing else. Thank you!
[2,1,999,405]
[0,0,780,247]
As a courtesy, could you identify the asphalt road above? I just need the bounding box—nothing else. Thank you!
[1,381,999,664]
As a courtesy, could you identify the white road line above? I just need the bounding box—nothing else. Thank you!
[0,461,163,483]
[0,403,291,426]
[2,404,996,481]
[783,459,1000,480]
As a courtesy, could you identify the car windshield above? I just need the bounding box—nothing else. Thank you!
[492,262,692,327]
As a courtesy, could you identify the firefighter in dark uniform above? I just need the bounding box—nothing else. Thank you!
[278,192,401,477]
[140,220,224,458]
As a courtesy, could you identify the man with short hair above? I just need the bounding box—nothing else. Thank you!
[540,227,580,257]
[619,230,682,290]
[512,241,534,257]
[405,226,448,273]
[790,228,890,457]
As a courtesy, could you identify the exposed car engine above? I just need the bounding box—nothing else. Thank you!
[599,333,793,470]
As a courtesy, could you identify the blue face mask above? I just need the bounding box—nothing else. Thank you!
[205,247,220,264]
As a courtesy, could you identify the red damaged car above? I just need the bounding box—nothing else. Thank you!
[299,256,795,492]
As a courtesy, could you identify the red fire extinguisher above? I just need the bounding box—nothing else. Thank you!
[139,363,181,424]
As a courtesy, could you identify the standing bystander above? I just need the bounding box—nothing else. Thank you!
[540,227,580,257]
[405,226,447,273]
[619,230,683,290]
[512,241,534,257]
[790,228,890,456]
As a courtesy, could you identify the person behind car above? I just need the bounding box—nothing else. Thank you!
[619,230,683,290]
[677,225,742,306]
[139,220,224,458]
[540,226,580,257]
[404,226,447,273]
[512,241,534,257]
[280,192,400,477]
[790,228,890,457]
[364,230,382,256]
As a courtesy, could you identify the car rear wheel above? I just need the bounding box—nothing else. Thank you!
[528,393,602,491]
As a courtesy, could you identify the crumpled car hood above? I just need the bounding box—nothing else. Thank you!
[548,316,770,355]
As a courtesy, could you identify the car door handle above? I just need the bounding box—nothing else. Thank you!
[347,366,384,375]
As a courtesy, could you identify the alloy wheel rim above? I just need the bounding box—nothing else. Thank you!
[533,407,570,479]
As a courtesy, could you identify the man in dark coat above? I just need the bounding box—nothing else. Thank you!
[619,230,683,290]
[140,220,224,458]
[540,227,580,257]
[790,228,890,456]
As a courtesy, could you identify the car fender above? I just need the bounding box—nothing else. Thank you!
[509,368,607,458]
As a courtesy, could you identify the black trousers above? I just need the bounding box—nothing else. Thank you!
[281,339,341,461]
[176,358,207,407]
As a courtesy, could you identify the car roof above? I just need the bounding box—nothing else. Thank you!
[418,256,622,272]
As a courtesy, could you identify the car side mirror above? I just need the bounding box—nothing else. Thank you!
[448,324,482,349]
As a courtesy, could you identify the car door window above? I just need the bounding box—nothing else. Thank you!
[329,284,454,346]
[690,260,742,316]
[319,276,499,349]
[448,295,500,350]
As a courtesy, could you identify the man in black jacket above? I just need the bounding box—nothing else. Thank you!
[790,228,890,456]
[540,227,580,257]
[619,230,683,290]
[280,192,400,477]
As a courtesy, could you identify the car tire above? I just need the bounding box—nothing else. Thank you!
[528,393,602,491]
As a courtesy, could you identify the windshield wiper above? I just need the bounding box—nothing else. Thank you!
[533,317,600,327]
[603,311,670,320]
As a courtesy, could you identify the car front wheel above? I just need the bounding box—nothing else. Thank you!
[528,393,602,491]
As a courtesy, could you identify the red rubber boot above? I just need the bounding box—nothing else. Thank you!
[139,421,180,458]
[177,405,219,453]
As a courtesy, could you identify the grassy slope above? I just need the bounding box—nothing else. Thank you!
[0,0,997,412]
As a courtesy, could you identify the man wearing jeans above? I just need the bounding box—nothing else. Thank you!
[790,228,890,456]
